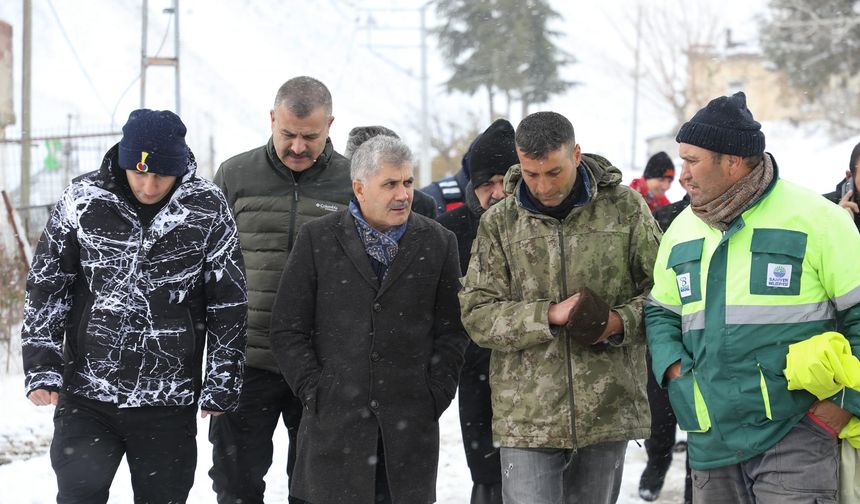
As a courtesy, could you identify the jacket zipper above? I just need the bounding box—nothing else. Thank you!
[557,225,578,449]
[288,181,299,250]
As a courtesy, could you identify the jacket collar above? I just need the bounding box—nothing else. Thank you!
[85,144,197,255]
[515,162,592,217]
[332,210,430,296]
[463,181,485,217]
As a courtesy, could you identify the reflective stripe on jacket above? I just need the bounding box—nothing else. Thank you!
[646,155,860,469]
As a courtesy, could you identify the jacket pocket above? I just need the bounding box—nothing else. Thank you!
[667,371,711,432]
[755,346,815,421]
[749,229,807,296]
[309,367,337,416]
[182,308,197,362]
[74,295,95,358]
[151,312,196,364]
[668,239,704,305]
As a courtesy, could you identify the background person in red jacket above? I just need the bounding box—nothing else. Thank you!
[630,151,675,211]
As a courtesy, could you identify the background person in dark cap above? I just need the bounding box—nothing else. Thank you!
[436,118,518,504]
[22,109,247,503]
[646,91,860,504]
[630,151,675,212]
[344,125,439,219]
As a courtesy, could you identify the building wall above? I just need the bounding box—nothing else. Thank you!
[685,51,816,122]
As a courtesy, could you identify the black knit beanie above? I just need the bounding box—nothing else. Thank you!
[644,151,675,180]
[119,109,189,177]
[345,125,399,159]
[468,119,518,187]
[676,92,765,157]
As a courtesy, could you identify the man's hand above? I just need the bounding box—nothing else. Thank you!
[201,410,224,419]
[548,293,581,326]
[840,170,858,215]
[808,400,851,435]
[28,389,59,406]
[664,360,682,383]
[840,191,858,215]
[592,310,623,345]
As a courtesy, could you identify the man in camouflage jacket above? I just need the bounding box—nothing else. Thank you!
[459,112,661,504]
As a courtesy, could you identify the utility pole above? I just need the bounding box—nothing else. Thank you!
[359,2,433,188]
[419,4,430,189]
[21,0,32,207]
[630,3,642,173]
[140,0,181,113]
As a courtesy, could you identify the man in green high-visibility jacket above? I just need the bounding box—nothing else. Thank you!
[646,91,860,504]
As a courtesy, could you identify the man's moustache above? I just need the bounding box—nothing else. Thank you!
[284,150,312,159]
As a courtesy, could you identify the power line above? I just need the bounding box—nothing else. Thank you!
[45,0,112,119]
[110,9,174,128]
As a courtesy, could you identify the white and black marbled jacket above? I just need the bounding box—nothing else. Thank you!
[22,145,247,411]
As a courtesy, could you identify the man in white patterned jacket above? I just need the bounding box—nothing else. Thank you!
[22,109,247,504]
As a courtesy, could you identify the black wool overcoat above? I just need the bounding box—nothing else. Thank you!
[271,209,468,504]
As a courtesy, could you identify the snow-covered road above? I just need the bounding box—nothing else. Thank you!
[0,371,688,503]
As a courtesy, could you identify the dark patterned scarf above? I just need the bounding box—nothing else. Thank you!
[349,200,407,277]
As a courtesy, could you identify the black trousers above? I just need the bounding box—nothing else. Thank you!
[208,366,304,504]
[458,342,502,487]
[645,351,692,502]
[644,351,677,461]
[50,393,197,504]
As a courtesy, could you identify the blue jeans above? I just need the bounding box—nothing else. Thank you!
[499,441,627,504]
[692,415,838,504]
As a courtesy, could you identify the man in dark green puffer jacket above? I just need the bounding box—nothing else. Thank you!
[209,76,353,504]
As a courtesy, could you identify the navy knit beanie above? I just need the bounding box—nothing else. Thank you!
[468,119,518,187]
[676,92,765,157]
[643,151,675,180]
[119,109,188,177]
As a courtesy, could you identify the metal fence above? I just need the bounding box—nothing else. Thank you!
[1,125,122,244]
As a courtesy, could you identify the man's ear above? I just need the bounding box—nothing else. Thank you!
[572,143,582,166]
[352,179,364,202]
[727,154,747,177]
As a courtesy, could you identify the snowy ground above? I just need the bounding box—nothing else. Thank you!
[0,370,688,504]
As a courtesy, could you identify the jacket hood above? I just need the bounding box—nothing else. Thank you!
[463,181,485,217]
[503,152,623,201]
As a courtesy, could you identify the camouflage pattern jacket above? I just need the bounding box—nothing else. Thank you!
[459,154,661,449]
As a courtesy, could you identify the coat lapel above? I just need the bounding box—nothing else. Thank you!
[378,214,427,298]
[333,211,380,291]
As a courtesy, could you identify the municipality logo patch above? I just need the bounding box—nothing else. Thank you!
[766,263,792,288]
[676,272,692,298]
